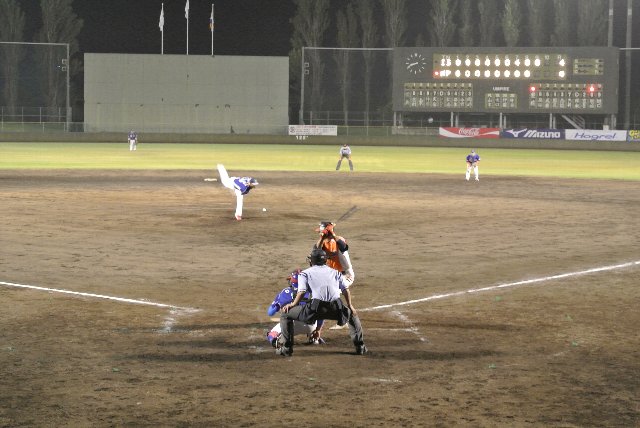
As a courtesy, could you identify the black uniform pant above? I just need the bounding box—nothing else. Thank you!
[280,298,364,349]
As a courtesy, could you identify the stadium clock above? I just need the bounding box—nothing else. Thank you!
[405,52,427,75]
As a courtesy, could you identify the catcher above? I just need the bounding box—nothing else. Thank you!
[266,269,325,348]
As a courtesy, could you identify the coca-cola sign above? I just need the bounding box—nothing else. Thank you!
[439,127,500,139]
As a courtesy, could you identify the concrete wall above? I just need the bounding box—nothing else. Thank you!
[84,53,289,134]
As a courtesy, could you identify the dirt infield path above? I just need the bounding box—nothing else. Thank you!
[1,170,639,426]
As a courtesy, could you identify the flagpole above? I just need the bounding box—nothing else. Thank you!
[210,4,214,57]
[185,0,190,55]
[160,3,164,55]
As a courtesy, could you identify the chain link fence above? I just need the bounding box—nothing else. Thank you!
[0,41,70,127]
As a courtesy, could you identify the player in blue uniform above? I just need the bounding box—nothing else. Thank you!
[216,164,258,220]
[266,269,325,348]
[465,149,480,181]
[128,131,138,151]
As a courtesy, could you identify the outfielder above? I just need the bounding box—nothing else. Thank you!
[266,269,325,348]
[278,248,367,357]
[128,130,138,151]
[216,163,258,221]
[465,149,481,181]
[336,144,354,171]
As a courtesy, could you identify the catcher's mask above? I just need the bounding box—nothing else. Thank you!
[315,221,334,234]
[308,248,327,266]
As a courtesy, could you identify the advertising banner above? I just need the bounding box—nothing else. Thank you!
[501,128,565,139]
[627,130,640,142]
[439,127,500,139]
[288,125,337,136]
[565,129,627,141]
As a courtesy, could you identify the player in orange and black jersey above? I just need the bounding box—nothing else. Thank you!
[314,221,355,287]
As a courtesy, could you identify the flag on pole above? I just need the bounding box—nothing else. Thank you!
[185,0,190,55]
[209,5,215,32]
[159,4,165,31]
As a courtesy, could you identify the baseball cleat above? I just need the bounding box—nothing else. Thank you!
[356,344,368,355]
[235,215,242,221]
[276,346,293,357]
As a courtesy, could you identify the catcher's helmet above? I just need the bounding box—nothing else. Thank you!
[287,269,301,291]
[308,248,327,266]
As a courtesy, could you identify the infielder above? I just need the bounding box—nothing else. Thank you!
[216,163,258,221]
[336,144,354,171]
[465,149,481,181]
[278,248,367,357]
[266,269,325,348]
[128,130,138,151]
[315,221,354,287]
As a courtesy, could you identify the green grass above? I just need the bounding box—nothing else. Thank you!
[1,142,640,180]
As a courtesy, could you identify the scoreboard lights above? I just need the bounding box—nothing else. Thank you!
[394,47,618,114]
[393,46,620,114]
[433,53,568,80]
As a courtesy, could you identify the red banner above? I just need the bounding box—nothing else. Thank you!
[439,127,500,139]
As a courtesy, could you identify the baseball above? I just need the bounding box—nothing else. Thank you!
[262,208,267,212]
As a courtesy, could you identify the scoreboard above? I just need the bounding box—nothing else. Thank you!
[393,47,619,114]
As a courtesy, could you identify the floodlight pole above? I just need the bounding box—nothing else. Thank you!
[624,0,632,129]
[66,43,70,130]
[299,46,305,125]
[607,0,614,47]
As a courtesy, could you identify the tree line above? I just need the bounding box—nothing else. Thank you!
[289,0,609,124]
[0,0,82,118]
[0,0,611,124]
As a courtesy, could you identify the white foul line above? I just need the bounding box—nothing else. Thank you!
[0,280,197,312]
[362,260,640,312]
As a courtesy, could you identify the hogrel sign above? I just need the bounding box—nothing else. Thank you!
[393,47,619,114]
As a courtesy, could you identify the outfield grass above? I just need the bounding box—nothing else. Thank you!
[1,142,639,180]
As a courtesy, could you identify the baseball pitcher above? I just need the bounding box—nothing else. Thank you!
[216,163,258,221]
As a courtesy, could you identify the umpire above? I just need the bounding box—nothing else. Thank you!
[278,248,367,357]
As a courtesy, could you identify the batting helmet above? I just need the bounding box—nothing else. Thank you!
[315,221,334,234]
[308,248,327,266]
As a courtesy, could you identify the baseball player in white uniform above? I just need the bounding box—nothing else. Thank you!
[336,144,354,171]
[216,164,258,221]
[128,131,138,151]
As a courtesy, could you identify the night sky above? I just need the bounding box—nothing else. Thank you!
[14,0,640,57]
[19,0,295,57]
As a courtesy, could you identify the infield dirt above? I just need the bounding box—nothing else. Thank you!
[1,169,639,427]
